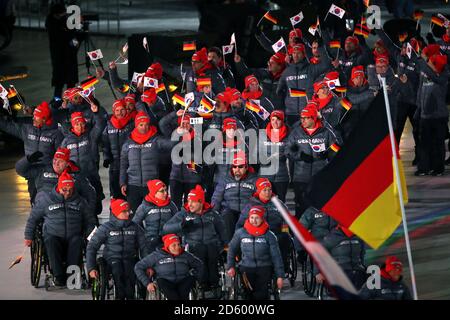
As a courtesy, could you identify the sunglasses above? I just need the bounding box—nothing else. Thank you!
[232,165,246,169]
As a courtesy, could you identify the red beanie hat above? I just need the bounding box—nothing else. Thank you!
[301,103,319,120]
[385,256,403,273]
[222,117,237,132]
[187,184,205,203]
[134,111,150,126]
[289,28,302,39]
[33,102,52,126]
[70,111,86,127]
[345,36,359,47]
[227,87,241,102]
[232,150,247,166]
[178,113,191,125]
[216,91,231,107]
[313,80,328,93]
[324,71,340,81]
[112,99,126,113]
[54,147,70,162]
[375,56,389,66]
[146,62,163,80]
[64,88,81,101]
[248,205,266,218]
[351,65,365,80]
[147,179,166,196]
[270,110,285,122]
[270,52,287,67]
[56,171,74,192]
[192,47,208,64]
[254,178,272,197]
[110,198,130,218]
[430,54,448,73]
[124,93,136,104]
[244,75,259,88]
[141,88,157,105]
[162,234,181,252]
[288,43,305,55]
[422,44,441,58]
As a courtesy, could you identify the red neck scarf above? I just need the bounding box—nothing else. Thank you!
[195,62,214,77]
[302,121,323,136]
[310,57,320,65]
[443,34,450,43]
[312,93,333,110]
[244,219,269,236]
[241,90,262,100]
[266,123,288,143]
[110,114,131,130]
[145,193,171,207]
[130,125,157,144]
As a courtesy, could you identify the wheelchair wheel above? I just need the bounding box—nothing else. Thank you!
[189,281,200,300]
[30,230,44,288]
[270,277,281,300]
[287,237,298,288]
[317,282,332,300]
[91,257,108,300]
[302,253,316,296]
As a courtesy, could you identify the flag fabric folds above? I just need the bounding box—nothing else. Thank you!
[306,95,408,249]
[329,40,341,49]
[87,49,103,61]
[172,93,185,106]
[263,11,278,24]
[328,4,346,19]
[290,12,304,26]
[289,88,307,97]
[80,76,99,90]
[272,37,286,53]
[183,41,196,51]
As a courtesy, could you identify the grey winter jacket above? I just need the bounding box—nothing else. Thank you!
[285,123,341,183]
[15,157,96,215]
[86,215,148,272]
[136,97,168,124]
[414,58,449,120]
[135,248,204,286]
[52,101,107,134]
[0,119,63,163]
[102,118,134,171]
[299,207,337,241]
[226,227,285,279]
[119,133,177,187]
[359,274,412,300]
[132,199,178,242]
[211,168,257,213]
[163,206,227,247]
[24,188,96,240]
[59,112,104,176]
[277,58,331,115]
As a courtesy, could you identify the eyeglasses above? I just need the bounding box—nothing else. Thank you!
[232,165,246,169]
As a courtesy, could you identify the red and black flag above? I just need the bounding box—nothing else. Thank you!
[306,95,408,249]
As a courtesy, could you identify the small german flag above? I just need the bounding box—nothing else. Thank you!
[117,83,130,94]
[183,41,196,51]
[329,40,341,49]
[431,16,445,27]
[289,88,307,98]
[196,78,212,87]
[398,32,408,43]
[281,224,290,233]
[80,76,99,90]
[263,11,278,24]
[172,93,185,106]
[330,143,341,153]
[245,100,261,113]
[340,98,352,111]
[156,83,166,94]
[334,86,347,93]
[354,24,370,38]
[199,96,214,113]
[198,112,214,119]
[413,10,424,21]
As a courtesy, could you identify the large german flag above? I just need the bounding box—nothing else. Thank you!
[306,95,408,249]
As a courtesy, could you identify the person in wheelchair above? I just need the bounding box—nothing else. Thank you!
[134,233,204,300]
[315,224,367,290]
[211,151,257,242]
[86,199,148,300]
[24,172,96,287]
[227,206,284,300]
[236,178,291,277]
[132,179,178,253]
[163,185,227,294]
[359,256,412,300]
[297,206,337,262]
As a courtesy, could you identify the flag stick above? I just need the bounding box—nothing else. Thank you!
[324,12,329,22]
[256,11,268,28]
[336,47,340,60]
[317,16,322,37]
[416,19,420,30]
[379,75,418,300]
[180,63,186,94]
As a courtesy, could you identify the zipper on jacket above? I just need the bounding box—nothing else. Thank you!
[252,235,258,268]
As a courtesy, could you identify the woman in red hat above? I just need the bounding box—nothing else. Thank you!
[241,74,275,127]
[311,80,342,130]
[102,99,134,199]
[227,205,284,300]
[134,233,204,300]
[256,110,290,201]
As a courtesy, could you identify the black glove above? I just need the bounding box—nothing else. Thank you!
[317,150,329,160]
[103,159,111,168]
[299,152,314,163]
[27,151,44,163]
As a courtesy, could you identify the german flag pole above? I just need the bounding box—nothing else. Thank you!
[378,75,418,300]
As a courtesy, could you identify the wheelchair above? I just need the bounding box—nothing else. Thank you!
[279,228,298,288]
[91,257,145,300]
[229,265,280,300]
[301,252,317,297]
[30,224,49,288]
